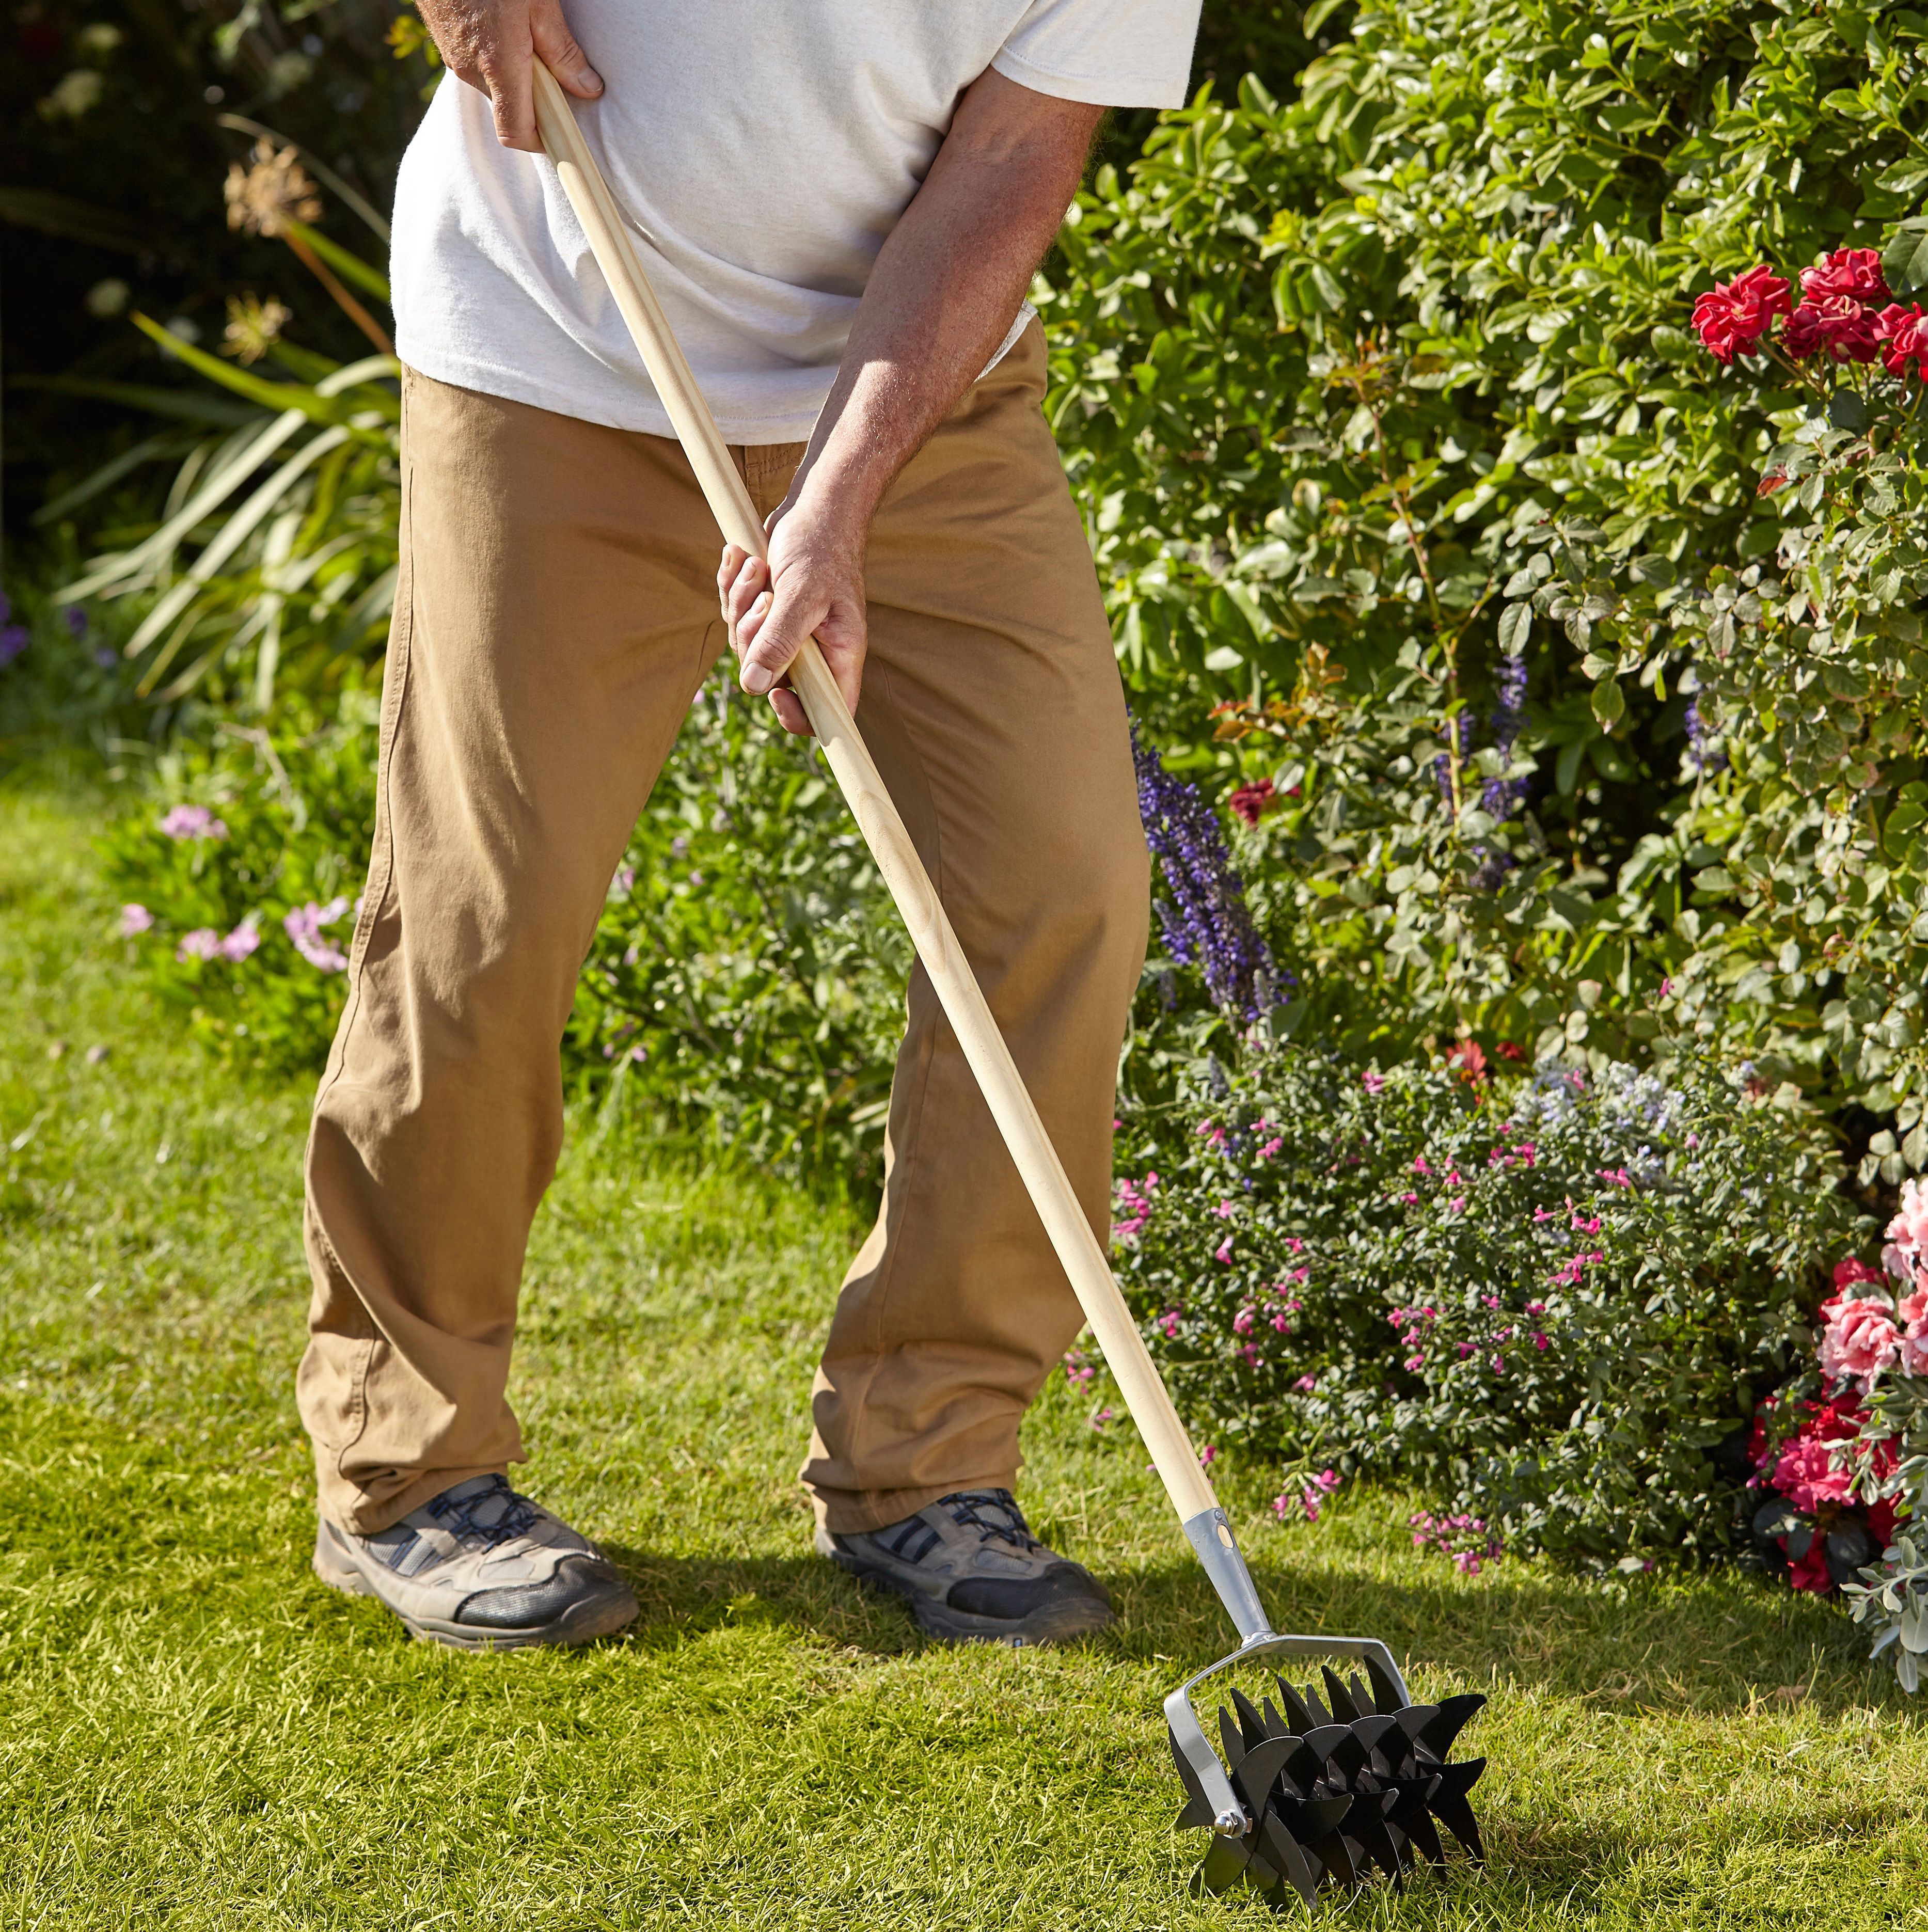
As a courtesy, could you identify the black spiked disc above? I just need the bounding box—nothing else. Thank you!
[1426,1756,1488,1861]
[1252,1811,1321,1911]
[1416,1693,1487,1763]
[1365,1652,1409,1715]
[1321,1665,1362,1722]
[1229,1685,1270,1753]
[1194,1830,1252,1896]
[1231,1735,1300,1817]
[1167,1725,1219,1832]
[1274,1678,1319,1734]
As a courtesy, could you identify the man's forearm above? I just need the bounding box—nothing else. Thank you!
[789,72,1102,527]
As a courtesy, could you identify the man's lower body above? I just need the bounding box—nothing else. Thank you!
[296,323,1150,1645]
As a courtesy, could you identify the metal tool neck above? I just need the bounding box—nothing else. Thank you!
[1180,1506,1273,1643]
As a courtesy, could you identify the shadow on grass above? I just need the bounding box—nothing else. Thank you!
[1104,1552,1917,1724]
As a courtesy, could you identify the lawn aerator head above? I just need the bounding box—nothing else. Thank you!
[1167,1630,1487,1910]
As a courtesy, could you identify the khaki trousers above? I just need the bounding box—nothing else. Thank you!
[297,323,1150,1536]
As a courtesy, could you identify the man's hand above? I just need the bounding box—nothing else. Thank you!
[718,503,868,739]
[416,0,602,151]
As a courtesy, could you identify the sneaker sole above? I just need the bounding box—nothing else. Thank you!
[819,1534,1115,1648]
[312,1521,639,1652]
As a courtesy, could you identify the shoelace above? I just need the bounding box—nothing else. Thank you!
[941,1488,1044,1554]
[425,1475,543,1549]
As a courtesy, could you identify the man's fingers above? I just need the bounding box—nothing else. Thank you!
[529,0,603,97]
[768,689,814,737]
[724,555,769,629]
[483,46,538,151]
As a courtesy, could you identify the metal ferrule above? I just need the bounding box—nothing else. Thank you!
[1180,1506,1275,1644]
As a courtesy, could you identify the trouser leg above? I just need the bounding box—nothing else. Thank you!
[800,324,1151,1532]
[298,370,723,1534]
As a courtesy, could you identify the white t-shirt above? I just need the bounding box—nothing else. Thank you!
[390,1,1200,443]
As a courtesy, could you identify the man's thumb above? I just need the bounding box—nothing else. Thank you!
[531,3,602,95]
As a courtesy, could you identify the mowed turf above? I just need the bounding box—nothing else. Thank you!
[1,779,1925,1930]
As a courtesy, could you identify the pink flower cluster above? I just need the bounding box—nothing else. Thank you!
[1112,1170,1159,1246]
[176,916,261,965]
[284,896,352,973]
[1274,1468,1340,1524]
[1410,1510,1503,1576]
[1815,1217,1928,1389]
[159,803,228,842]
[1693,247,1928,376]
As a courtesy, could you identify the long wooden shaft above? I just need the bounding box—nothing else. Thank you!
[532,65,1218,1528]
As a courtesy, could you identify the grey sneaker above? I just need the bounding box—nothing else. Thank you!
[313,1474,638,1651]
[816,1488,1113,1645]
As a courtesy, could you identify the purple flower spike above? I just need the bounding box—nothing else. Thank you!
[1131,724,1277,1018]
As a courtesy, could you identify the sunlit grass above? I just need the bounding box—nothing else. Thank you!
[1,781,1923,1929]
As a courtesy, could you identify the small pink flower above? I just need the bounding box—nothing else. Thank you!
[117,903,154,937]
[1532,1332,1548,1351]
[1404,1354,1426,1371]
[1362,1070,1387,1095]
[1199,1445,1218,1466]
[1400,1191,1419,1206]
[1525,1301,1545,1315]
[1597,1167,1632,1189]
[1213,1199,1235,1220]
[218,917,261,962]
[1414,1157,1432,1176]
[1233,1307,1256,1336]
[1284,1238,1305,1253]
[1213,1239,1234,1265]
[1448,1196,1466,1214]
[175,928,220,962]
[1295,1374,1317,1393]
[1270,1313,1292,1334]
[1257,1137,1283,1160]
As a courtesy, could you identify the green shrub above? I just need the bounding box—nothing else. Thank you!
[1115,1046,1863,1560]
[1040,0,1928,1143]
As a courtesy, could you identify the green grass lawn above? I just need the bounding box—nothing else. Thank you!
[2,778,1925,1929]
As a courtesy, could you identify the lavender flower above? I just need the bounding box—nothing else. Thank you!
[1684,699,1726,773]
[63,606,88,639]
[1132,725,1276,1017]
[118,904,154,938]
[0,623,26,668]
[1480,657,1530,820]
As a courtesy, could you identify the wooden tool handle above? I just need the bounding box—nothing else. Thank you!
[532,64,1218,1528]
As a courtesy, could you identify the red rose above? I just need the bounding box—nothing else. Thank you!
[1876,302,1928,378]
[1784,295,1882,363]
[1834,1257,1888,1292]
[1229,778,1277,826]
[1784,1534,1835,1594]
[1692,265,1792,365]
[1800,247,1892,308]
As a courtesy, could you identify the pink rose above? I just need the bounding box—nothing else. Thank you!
[1819,1296,1900,1386]
[1834,1257,1886,1292]
[1772,1434,1854,1514]
[1887,1177,1928,1264]
[1901,1288,1928,1379]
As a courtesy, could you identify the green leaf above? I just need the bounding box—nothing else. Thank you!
[1591,678,1626,729]
[1884,220,1928,295]
[1828,388,1871,433]
[279,216,391,303]
[1497,601,1532,652]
